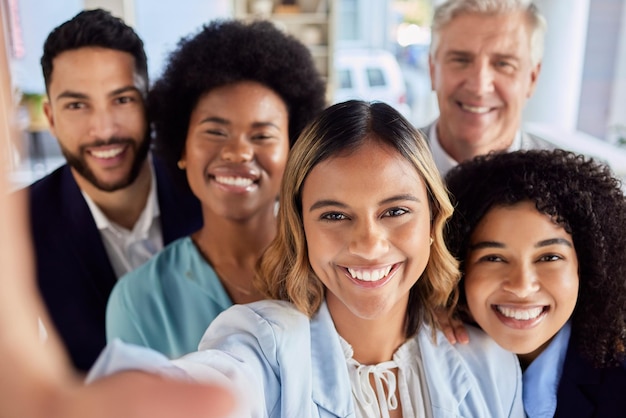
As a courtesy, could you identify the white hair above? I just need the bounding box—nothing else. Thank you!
[429,0,547,66]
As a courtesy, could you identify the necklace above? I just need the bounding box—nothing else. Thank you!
[223,276,255,296]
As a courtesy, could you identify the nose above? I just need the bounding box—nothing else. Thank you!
[465,60,495,96]
[348,218,389,259]
[88,107,118,140]
[501,264,540,298]
[220,135,254,163]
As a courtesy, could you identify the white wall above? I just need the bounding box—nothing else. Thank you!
[9,0,232,93]
[9,0,82,93]
[523,0,591,131]
[608,0,626,142]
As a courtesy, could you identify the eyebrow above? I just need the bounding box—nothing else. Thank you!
[492,53,521,63]
[308,194,420,212]
[445,50,520,61]
[55,90,88,101]
[444,50,472,59]
[469,237,573,251]
[199,116,281,129]
[55,85,140,102]
[536,238,573,248]
[468,241,504,251]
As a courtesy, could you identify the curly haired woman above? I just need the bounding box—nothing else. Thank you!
[105,19,326,358]
[445,149,626,417]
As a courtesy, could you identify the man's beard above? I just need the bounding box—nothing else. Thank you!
[61,134,151,192]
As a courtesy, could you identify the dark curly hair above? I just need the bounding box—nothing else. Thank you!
[41,9,148,95]
[445,149,626,368]
[149,19,327,187]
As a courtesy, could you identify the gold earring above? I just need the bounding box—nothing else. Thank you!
[430,237,434,246]
[177,160,186,170]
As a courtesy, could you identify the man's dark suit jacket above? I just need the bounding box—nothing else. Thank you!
[554,343,626,417]
[29,158,202,372]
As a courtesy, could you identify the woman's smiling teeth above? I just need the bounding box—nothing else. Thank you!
[347,265,392,282]
[495,305,545,321]
[215,176,254,187]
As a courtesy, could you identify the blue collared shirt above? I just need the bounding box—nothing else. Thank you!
[90,300,525,417]
[522,322,572,418]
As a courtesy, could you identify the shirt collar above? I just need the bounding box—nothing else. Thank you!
[522,321,572,418]
[82,156,160,234]
[429,120,522,177]
[428,122,457,178]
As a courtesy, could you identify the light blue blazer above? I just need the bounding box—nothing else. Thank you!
[90,300,524,417]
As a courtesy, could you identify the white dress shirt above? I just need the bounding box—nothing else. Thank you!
[82,161,163,278]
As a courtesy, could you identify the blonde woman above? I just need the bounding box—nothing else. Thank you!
[90,101,524,418]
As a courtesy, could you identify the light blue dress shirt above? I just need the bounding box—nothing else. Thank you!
[523,321,572,418]
[106,236,233,358]
[92,300,525,418]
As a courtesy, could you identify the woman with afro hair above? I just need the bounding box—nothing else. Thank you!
[444,149,626,417]
[106,19,326,358]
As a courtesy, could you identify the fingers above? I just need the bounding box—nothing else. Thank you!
[451,322,470,345]
[442,324,459,345]
[434,307,470,345]
[442,321,469,345]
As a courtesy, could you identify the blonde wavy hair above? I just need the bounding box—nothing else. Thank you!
[255,100,459,336]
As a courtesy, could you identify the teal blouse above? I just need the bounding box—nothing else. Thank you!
[106,236,233,358]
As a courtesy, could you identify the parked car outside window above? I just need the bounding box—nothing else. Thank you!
[333,48,411,119]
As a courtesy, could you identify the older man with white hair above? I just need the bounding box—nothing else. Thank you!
[422,0,553,175]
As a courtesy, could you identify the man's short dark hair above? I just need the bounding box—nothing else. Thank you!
[40,9,148,94]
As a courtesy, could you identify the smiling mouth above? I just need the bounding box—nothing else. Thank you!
[493,305,548,321]
[89,146,126,159]
[459,103,492,114]
[213,175,256,187]
[347,265,393,282]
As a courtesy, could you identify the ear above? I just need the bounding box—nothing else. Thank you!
[429,54,436,91]
[177,148,187,170]
[526,61,542,98]
[429,222,436,244]
[43,100,56,136]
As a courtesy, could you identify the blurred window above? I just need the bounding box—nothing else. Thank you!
[337,0,359,41]
[366,67,386,87]
[338,69,353,89]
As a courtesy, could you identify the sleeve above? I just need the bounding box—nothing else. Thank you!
[92,302,306,418]
[86,339,189,383]
[86,339,249,417]
[187,302,301,416]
